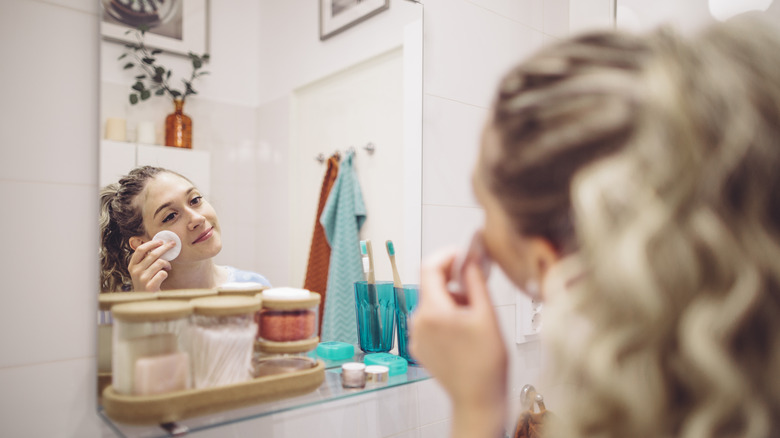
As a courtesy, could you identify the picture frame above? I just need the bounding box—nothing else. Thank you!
[100,0,208,56]
[320,0,390,41]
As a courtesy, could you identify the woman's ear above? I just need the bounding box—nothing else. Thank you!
[527,238,561,295]
[128,236,146,251]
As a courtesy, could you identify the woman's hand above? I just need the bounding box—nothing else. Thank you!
[410,249,508,437]
[128,240,175,292]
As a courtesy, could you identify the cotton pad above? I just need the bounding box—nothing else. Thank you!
[153,230,181,261]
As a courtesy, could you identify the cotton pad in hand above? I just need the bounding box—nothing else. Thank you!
[153,230,181,261]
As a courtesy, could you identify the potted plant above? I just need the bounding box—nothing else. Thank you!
[118,26,209,148]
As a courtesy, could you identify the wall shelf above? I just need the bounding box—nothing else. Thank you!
[98,362,429,437]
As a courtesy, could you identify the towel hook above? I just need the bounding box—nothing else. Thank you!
[314,142,377,163]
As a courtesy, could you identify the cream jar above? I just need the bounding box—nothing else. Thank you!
[256,288,320,344]
[188,295,261,388]
[111,300,193,396]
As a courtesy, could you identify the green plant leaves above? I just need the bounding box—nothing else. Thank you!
[119,26,208,105]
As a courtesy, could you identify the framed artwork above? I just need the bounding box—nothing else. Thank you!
[100,0,208,56]
[320,0,390,40]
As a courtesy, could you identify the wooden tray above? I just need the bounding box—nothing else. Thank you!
[102,360,325,424]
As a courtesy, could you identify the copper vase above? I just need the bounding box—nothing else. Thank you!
[165,99,192,149]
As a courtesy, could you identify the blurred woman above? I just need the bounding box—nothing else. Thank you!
[411,13,780,438]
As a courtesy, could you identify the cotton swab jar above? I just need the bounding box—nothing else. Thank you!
[188,295,261,389]
[256,288,320,345]
[111,300,193,396]
[98,292,157,375]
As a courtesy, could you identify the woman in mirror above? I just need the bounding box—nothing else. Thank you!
[411,13,780,438]
[99,165,271,292]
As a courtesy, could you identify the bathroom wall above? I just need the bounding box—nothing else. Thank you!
[0,0,613,437]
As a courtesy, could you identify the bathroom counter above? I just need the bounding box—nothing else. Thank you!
[98,362,429,437]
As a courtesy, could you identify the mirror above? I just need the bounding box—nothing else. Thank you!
[98,0,422,415]
[615,0,780,32]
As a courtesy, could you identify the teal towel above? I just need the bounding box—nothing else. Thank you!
[320,150,366,345]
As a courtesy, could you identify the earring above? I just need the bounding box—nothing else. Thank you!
[524,279,540,299]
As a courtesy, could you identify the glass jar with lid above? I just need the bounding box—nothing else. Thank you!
[188,295,261,388]
[255,288,321,349]
[111,300,193,396]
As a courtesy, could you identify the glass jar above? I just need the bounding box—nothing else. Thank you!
[111,300,193,396]
[255,288,320,347]
[253,352,317,378]
[188,295,261,388]
[97,292,157,375]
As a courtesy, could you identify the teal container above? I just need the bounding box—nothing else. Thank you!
[354,281,396,353]
[364,352,408,376]
[316,341,355,361]
[394,284,419,364]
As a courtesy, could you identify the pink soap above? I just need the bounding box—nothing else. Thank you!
[133,352,190,396]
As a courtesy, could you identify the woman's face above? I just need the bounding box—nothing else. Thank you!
[133,172,222,263]
[473,124,559,297]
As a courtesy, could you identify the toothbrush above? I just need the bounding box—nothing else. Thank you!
[386,240,407,312]
[360,240,382,344]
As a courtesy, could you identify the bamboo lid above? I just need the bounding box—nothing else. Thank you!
[217,282,269,297]
[255,337,320,354]
[157,288,218,301]
[258,288,320,310]
[111,300,193,322]
[98,292,157,311]
[190,295,262,316]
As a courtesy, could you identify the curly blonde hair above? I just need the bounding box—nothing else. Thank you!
[544,14,780,438]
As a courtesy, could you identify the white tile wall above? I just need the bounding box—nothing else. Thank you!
[0,0,586,436]
[0,0,98,185]
[422,95,487,209]
[0,181,97,368]
[544,0,571,38]
[470,0,545,30]
[423,0,545,108]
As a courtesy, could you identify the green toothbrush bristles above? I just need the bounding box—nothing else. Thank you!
[360,240,367,255]
[386,240,395,256]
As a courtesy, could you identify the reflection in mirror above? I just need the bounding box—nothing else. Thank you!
[97,0,423,427]
[615,0,780,32]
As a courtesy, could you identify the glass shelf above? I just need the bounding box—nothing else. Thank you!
[98,357,429,438]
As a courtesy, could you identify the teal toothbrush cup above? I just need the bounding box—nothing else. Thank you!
[394,284,419,364]
[354,281,396,353]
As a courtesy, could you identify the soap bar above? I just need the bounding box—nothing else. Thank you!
[316,341,355,361]
[363,352,408,376]
[133,351,190,396]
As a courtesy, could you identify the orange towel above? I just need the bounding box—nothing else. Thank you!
[303,154,340,336]
[514,392,552,438]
